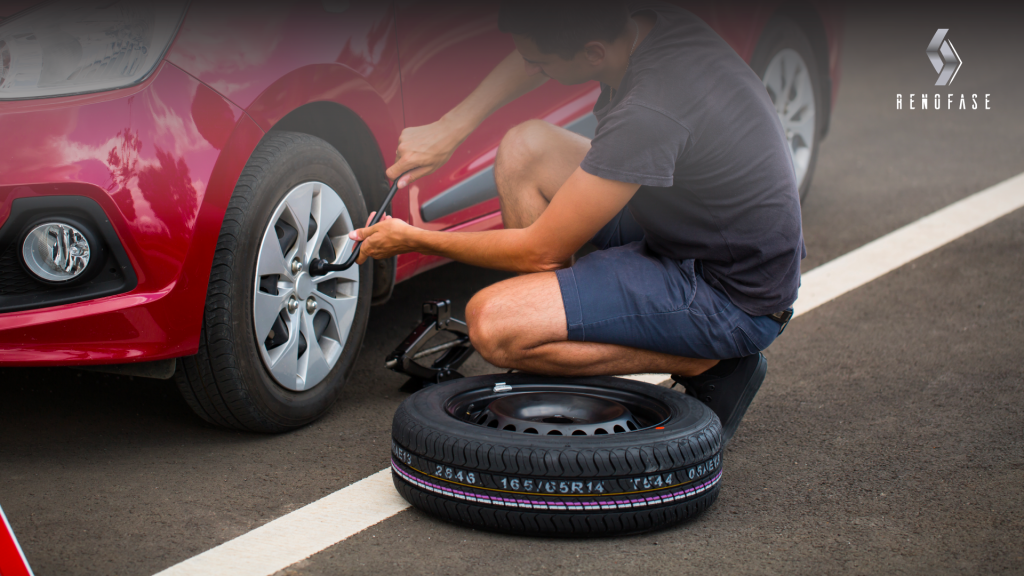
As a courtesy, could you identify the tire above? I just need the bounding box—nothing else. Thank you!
[391,374,723,536]
[176,131,372,433]
[750,17,825,202]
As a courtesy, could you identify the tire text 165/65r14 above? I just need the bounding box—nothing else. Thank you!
[391,374,723,536]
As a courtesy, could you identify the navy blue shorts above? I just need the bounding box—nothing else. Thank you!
[555,208,784,360]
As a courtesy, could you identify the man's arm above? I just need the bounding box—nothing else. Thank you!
[353,168,640,273]
[387,50,548,187]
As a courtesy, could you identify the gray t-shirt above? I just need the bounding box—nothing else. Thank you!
[580,1,805,316]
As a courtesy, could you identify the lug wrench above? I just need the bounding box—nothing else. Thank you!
[308,170,411,276]
[306,172,476,389]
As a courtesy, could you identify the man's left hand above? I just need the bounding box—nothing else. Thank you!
[349,212,416,264]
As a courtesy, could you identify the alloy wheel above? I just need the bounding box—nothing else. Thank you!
[253,181,359,391]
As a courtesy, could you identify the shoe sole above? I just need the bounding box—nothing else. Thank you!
[719,352,767,447]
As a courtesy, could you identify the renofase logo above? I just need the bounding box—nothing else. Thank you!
[926,28,962,86]
[896,28,988,110]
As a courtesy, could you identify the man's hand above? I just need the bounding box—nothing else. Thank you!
[348,168,640,274]
[385,50,547,189]
[386,118,467,189]
[350,212,416,265]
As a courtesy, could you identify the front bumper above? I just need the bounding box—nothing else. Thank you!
[0,62,264,366]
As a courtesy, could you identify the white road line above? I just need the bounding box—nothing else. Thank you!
[154,471,407,576]
[792,171,1024,316]
[155,171,1024,576]
[634,170,1024,384]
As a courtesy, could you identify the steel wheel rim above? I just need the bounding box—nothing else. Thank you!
[253,181,359,391]
[446,383,671,436]
[762,48,816,187]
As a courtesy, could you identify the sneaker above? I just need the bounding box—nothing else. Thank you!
[671,353,767,447]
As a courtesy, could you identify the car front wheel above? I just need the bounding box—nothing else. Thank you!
[176,131,372,432]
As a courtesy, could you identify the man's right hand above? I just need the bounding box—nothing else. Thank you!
[386,117,468,189]
[385,50,548,189]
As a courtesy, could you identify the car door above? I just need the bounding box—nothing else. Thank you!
[395,1,600,234]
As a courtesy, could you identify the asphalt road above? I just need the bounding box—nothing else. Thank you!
[2,4,1023,575]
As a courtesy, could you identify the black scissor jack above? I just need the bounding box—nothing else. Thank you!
[385,300,476,391]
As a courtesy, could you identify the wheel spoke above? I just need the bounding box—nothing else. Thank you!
[283,183,314,263]
[268,313,302,388]
[790,73,814,110]
[788,113,815,145]
[297,312,332,389]
[786,57,794,99]
[785,102,808,123]
[314,292,358,352]
[254,290,289,340]
[338,237,360,269]
[308,187,348,263]
[764,67,784,110]
[317,293,358,334]
[257,224,290,277]
[786,63,802,104]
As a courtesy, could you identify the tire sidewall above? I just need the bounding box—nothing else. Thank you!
[750,17,824,200]
[226,133,371,428]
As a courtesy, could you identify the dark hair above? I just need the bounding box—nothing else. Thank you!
[498,1,631,60]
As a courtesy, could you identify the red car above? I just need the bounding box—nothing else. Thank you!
[0,1,842,431]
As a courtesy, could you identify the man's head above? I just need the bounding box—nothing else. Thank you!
[498,1,631,85]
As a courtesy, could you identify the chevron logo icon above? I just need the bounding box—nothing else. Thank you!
[926,29,962,86]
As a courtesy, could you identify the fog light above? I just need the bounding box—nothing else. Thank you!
[21,222,91,282]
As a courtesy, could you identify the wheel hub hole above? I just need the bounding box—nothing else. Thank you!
[541,415,574,424]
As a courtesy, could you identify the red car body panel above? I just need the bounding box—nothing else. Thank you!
[0,63,264,364]
[0,2,842,366]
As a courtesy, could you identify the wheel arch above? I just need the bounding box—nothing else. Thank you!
[769,4,834,139]
[268,101,388,214]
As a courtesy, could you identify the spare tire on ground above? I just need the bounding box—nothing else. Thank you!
[391,373,723,536]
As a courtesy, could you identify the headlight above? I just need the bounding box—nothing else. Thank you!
[0,0,188,100]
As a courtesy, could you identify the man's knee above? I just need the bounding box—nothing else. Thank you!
[467,274,565,368]
[466,289,514,367]
[494,119,553,185]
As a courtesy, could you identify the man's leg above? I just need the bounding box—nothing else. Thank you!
[494,119,591,230]
[466,260,769,446]
[466,272,718,377]
[481,119,715,375]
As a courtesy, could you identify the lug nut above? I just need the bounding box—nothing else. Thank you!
[306,297,318,314]
[291,258,303,274]
[287,296,299,314]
